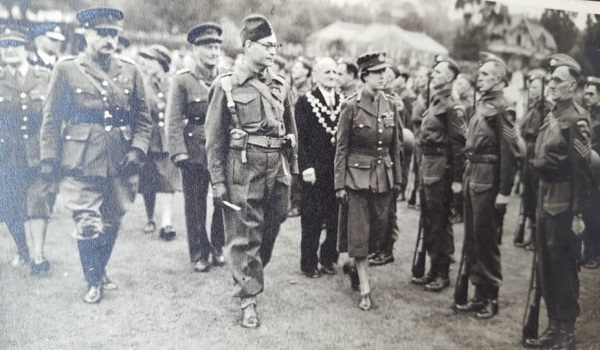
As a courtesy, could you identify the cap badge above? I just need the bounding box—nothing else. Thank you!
[378,54,385,62]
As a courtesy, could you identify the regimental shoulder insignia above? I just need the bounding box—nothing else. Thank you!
[378,53,385,62]
[574,119,592,158]
[453,105,466,119]
[479,102,497,117]
[57,55,76,63]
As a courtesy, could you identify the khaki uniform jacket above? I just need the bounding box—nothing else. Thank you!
[534,99,592,215]
[144,71,169,153]
[334,89,403,192]
[0,65,50,168]
[419,88,466,184]
[40,55,153,178]
[465,90,519,196]
[205,64,299,185]
[166,64,217,164]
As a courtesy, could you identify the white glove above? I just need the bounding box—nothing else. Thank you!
[495,194,509,208]
[451,182,462,194]
[572,215,585,236]
[302,167,317,184]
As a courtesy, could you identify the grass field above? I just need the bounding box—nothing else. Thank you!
[1,192,599,350]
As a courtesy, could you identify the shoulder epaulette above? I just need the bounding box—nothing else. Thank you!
[33,65,51,73]
[116,56,137,66]
[176,68,191,75]
[57,55,76,63]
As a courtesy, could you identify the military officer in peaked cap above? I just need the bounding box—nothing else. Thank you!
[335,51,403,310]
[137,45,182,241]
[410,55,466,292]
[453,52,519,319]
[580,75,600,269]
[0,25,54,274]
[205,14,298,328]
[30,23,65,70]
[525,54,593,350]
[166,22,225,272]
[40,8,153,304]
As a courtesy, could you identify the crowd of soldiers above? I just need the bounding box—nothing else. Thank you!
[1,6,599,348]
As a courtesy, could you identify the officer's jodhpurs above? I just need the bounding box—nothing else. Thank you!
[60,175,138,285]
[224,147,290,299]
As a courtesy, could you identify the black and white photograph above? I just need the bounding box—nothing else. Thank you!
[1,0,600,348]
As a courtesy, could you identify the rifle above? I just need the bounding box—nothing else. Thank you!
[522,243,541,344]
[453,222,469,307]
[411,215,425,278]
[495,204,506,245]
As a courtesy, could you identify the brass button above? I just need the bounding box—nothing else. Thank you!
[23,134,29,139]
[65,135,71,140]
[101,90,107,95]
[21,105,27,110]
[20,92,27,99]
[377,160,381,164]
[195,98,201,102]
[158,92,164,98]
[102,97,108,101]
[354,163,359,166]
[378,141,382,145]
[20,125,27,130]
[23,116,28,122]
[377,147,382,151]
[158,112,164,118]
[102,81,109,87]
[359,124,364,128]
[124,89,130,94]
[159,121,165,127]
[378,129,383,133]
[188,133,193,137]
[76,88,82,94]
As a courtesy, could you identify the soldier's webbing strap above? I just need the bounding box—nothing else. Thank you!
[221,75,247,163]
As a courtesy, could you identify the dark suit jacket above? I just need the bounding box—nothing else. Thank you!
[296,87,341,180]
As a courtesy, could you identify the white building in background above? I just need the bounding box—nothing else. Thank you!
[306,21,448,66]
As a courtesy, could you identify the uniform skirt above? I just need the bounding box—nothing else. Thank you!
[138,153,182,194]
[0,166,54,221]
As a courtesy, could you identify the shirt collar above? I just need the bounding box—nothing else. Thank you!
[37,50,56,66]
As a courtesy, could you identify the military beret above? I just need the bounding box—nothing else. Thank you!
[31,23,65,41]
[0,26,29,46]
[357,51,390,73]
[457,73,474,86]
[296,56,313,72]
[187,23,222,45]
[240,14,273,43]
[139,44,172,72]
[527,68,546,83]
[76,8,124,31]
[433,55,459,76]
[545,53,581,74]
[586,76,600,87]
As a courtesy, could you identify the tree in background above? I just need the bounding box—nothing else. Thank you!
[579,15,600,76]
[540,9,580,54]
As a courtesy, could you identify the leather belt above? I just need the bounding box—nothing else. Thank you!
[467,153,498,163]
[422,145,446,156]
[187,117,206,125]
[350,147,388,157]
[70,114,129,127]
[246,135,286,149]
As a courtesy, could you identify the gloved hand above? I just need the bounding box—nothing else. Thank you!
[40,159,59,182]
[302,167,317,184]
[495,193,509,209]
[452,182,463,194]
[212,183,229,208]
[120,147,144,176]
[336,189,348,206]
[572,215,585,236]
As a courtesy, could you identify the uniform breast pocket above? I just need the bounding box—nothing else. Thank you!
[28,90,46,115]
[72,85,101,110]
[184,124,207,163]
[346,154,372,190]
[60,124,92,173]
[383,116,395,128]
[232,93,261,124]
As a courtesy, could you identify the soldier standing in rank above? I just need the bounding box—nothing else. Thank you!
[40,8,153,303]
[410,56,466,292]
[525,54,592,350]
[453,53,519,319]
[30,23,65,70]
[407,67,430,209]
[336,57,360,99]
[0,26,54,274]
[166,23,225,272]
[335,52,403,311]
[581,76,600,269]
[296,57,341,278]
[137,45,182,240]
[514,69,550,250]
[205,14,298,328]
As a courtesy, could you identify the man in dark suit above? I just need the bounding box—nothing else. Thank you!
[296,57,341,278]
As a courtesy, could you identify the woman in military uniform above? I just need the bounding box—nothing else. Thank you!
[136,45,182,240]
[334,52,403,310]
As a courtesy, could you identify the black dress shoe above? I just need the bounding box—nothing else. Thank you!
[475,299,498,319]
[302,269,321,278]
[143,220,156,234]
[411,273,435,285]
[159,226,176,241]
[83,284,103,304]
[320,264,336,275]
[550,330,575,350]
[241,304,259,328]
[424,275,450,292]
[102,274,118,290]
[212,253,225,266]
[453,297,485,313]
[342,261,360,291]
[369,252,394,266]
[193,259,211,272]
[30,260,51,276]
